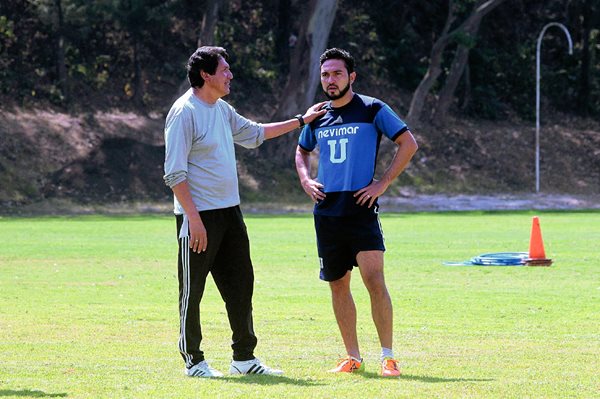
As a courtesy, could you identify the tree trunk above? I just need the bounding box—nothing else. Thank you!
[433,17,482,123]
[406,0,506,124]
[272,0,338,120]
[198,0,221,47]
[460,62,471,111]
[132,37,144,107]
[54,0,68,100]
[577,0,592,116]
[276,0,292,74]
[406,0,456,124]
[260,0,338,162]
[174,0,224,99]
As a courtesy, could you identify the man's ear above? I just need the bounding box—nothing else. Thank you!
[350,71,357,84]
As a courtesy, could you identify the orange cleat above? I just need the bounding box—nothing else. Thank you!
[328,356,364,373]
[381,357,401,377]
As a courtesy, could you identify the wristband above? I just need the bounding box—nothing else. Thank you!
[294,114,305,127]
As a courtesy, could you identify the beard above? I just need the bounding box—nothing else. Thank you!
[323,81,351,100]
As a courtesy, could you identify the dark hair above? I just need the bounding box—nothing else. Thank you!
[187,46,229,88]
[319,48,355,74]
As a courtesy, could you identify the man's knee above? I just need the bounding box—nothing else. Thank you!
[329,272,351,295]
[364,271,387,293]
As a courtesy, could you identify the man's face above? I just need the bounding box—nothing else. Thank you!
[204,56,233,97]
[320,59,354,100]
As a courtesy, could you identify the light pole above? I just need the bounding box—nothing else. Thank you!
[536,22,573,193]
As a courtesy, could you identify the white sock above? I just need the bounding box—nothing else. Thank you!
[381,347,394,361]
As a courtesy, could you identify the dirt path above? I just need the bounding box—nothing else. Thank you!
[3,193,599,216]
[377,193,600,212]
[241,193,600,214]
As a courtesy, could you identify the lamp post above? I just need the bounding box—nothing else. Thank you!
[536,22,573,193]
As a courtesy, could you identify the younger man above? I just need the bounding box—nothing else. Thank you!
[295,48,418,377]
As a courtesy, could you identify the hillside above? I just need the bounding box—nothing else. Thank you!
[1,105,598,215]
[2,0,598,215]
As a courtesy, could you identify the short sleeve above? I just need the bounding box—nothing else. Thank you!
[374,102,408,141]
[298,124,317,152]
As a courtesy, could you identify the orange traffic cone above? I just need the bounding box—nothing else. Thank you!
[526,216,552,266]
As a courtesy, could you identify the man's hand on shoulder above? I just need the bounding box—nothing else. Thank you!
[302,101,328,125]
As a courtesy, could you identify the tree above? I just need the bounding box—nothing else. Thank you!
[109,0,172,107]
[117,0,148,107]
[273,0,337,120]
[198,0,222,47]
[54,0,68,100]
[275,0,292,73]
[262,0,338,160]
[174,0,225,99]
[576,0,593,116]
[406,0,506,124]
[432,12,482,123]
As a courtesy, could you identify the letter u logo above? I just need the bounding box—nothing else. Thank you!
[327,138,348,164]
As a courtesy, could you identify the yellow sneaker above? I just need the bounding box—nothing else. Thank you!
[328,356,364,373]
[381,357,401,377]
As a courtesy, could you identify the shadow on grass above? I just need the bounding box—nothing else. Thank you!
[359,371,495,383]
[212,375,324,386]
[0,390,67,397]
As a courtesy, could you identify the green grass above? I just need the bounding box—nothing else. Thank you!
[0,211,598,398]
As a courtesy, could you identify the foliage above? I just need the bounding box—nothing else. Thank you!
[0,0,598,117]
[215,0,286,112]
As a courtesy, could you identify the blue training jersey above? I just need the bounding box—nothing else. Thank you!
[298,93,408,216]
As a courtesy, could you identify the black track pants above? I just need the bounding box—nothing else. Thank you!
[175,206,257,368]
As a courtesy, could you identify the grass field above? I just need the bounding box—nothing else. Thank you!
[0,211,598,398]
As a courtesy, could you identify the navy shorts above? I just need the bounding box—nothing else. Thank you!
[314,211,385,282]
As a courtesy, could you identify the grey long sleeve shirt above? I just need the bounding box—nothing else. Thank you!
[163,89,265,214]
